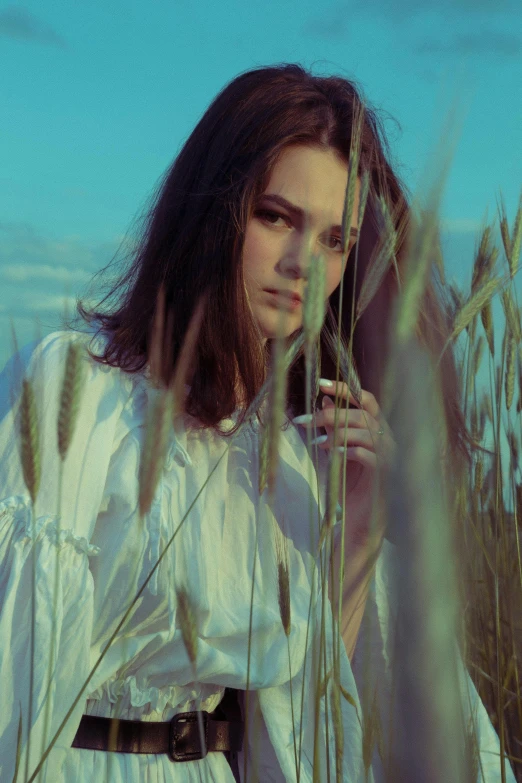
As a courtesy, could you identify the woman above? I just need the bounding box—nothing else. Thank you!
[0,63,514,782]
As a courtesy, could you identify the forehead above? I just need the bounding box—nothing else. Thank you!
[259,145,360,224]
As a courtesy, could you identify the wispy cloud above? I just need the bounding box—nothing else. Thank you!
[415,30,521,58]
[0,6,67,49]
[301,0,519,39]
[21,292,81,313]
[0,221,120,270]
[440,218,483,234]
[0,222,122,325]
[2,264,92,284]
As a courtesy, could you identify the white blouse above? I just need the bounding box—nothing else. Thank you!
[0,329,515,783]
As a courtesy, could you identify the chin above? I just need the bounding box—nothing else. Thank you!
[261,324,301,342]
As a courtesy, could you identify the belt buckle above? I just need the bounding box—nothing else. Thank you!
[169,710,209,762]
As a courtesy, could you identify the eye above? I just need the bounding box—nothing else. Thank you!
[256,209,288,226]
[326,236,343,252]
[255,209,353,254]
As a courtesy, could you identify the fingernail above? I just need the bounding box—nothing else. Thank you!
[310,434,328,446]
[319,378,333,387]
[293,413,314,424]
[336,447,347,454]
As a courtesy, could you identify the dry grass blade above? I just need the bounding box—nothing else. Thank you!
[356,195,396,321]
[170,292,208,421]
[507,428,518,468]
[318,667,332,701]
[318,449,341,552]
[148,282,167,389]
[13,709,22,783]
[258,425,270,496]
[505,334,516,411]
[471,335,485,381]
[463,715,481,783]
[19,377,41,506]
[57,340,87,461]
[138,387,173,517]
[310,340,321,410]
[501,288,522,344]
[139,287,207,515]
[274,522,291,636]
[481,300,495,358]
[330,678,344,783]
[518,346,522,410]
[474,455,484,498]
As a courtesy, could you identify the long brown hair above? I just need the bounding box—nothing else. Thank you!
[65,62,493,512]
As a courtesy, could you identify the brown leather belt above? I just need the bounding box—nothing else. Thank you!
[71,689,243,779]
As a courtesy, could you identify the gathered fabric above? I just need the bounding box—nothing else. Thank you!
[0,329,515,782]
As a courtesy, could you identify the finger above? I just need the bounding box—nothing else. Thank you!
[319,379,380,418]
[318,400,380,433]
[311,428,379,450]
[337,446,377,471]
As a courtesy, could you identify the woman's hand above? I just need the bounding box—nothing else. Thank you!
[296,378,397,550]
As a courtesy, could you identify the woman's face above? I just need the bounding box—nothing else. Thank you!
[242,144,361,342]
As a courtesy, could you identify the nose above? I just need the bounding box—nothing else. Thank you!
[276,235,314,281]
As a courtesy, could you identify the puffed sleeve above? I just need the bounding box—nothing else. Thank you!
[0,330,133,783]
[352,538,517,783]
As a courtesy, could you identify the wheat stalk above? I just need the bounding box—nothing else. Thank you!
[57,340,86,460]
[322,313,362,405]
[498,192,513,266]
[20,378,41,506]
[259,308,290,497]
[303,254,327,349]
[394,204,440,346]
[509,192,522,277]
[139,288,207,516]
[176,586,198,667]
[436,272,511,369]
[501,288,522,345]
[505,334,516,411]
[357,169,370,232]
[356,195,397,322]
[481,299,495,358]
[138,387,174,517]
[340,102,364,256]
[341,155,359,257]
[471,225,498,296]
[471,335,485,381]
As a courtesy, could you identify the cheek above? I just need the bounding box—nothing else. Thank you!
[325,262,345,298]
[242,225,271,279]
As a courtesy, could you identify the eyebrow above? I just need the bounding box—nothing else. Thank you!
[258,193,359,238]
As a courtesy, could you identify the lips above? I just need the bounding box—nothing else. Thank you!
[265,289,302,304]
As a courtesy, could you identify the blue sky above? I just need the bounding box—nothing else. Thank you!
[1,0,521,506]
